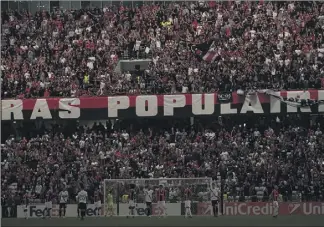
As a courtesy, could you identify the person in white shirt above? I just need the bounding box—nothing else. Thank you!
[121,130,129,141]
[44,190,53,219]
[127,187,136,218]
[23,192,29,219]
[184,186,192,218]
[210,184,220,217]
[76,185,88,220]
[59,187,69,218]
[144,186,154,217]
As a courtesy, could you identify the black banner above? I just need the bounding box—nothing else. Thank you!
[2,90,323,121]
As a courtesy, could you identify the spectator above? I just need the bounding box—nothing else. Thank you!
[1,1,324,99]
[1,0,324,208]
[1,116,324,203]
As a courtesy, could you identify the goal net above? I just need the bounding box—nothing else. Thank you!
[103,178,213,216]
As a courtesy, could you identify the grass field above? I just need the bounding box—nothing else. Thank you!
[2,215,324,227]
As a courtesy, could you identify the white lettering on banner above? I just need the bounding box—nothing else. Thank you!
[223,203,273,216]
[270,91,281,113]
[220,103,237,114]
[30,99,52,119]
[302,203,324,215]
[192,94,214,115]
[240,94,264,114]
[222,202,324,216]
[136,96,158,117]
[108,96,130,118]
[164,95,186,116]
[1,99,24,120]
[58,98,80,119]
[2,90,324,120]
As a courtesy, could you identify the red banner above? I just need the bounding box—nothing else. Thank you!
[1,90,324,121]
[197,202,324,216]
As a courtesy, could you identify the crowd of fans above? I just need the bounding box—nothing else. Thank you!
[1,115,324,205]
[1,1,324,212]
[1,1,324,98]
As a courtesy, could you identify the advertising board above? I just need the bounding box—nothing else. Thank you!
[17,204,103,218]
[192,202,324,216]
[118,203,181,216]
[17,203,181,218]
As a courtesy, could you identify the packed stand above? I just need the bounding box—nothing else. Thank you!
[1,115,324,205]
[1,1,324,98]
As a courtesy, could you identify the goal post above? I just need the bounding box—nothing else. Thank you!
[103,178,213,217]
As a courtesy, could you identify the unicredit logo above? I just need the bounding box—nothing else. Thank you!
[302,203,324,215]
[224,203,274,216]
[288,203,300,214]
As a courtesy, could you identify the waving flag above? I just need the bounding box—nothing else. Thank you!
[192,40,218,62]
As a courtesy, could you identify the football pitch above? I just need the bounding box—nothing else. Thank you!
[2,216,324,227]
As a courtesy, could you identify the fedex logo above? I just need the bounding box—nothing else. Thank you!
[135,204,163,216]
[29,205,103,217]
[29,205,59,217]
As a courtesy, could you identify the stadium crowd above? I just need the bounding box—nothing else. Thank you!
[1,1,324,98]
[1,0,324,212]
[1,115,324,205]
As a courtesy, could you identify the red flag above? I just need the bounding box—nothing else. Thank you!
[209,1,216,8]
[203,50,218,62]
[225,27,231,37]
[192,20,198,29]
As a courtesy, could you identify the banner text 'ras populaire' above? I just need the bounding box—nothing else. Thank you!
[2,90,324,121]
